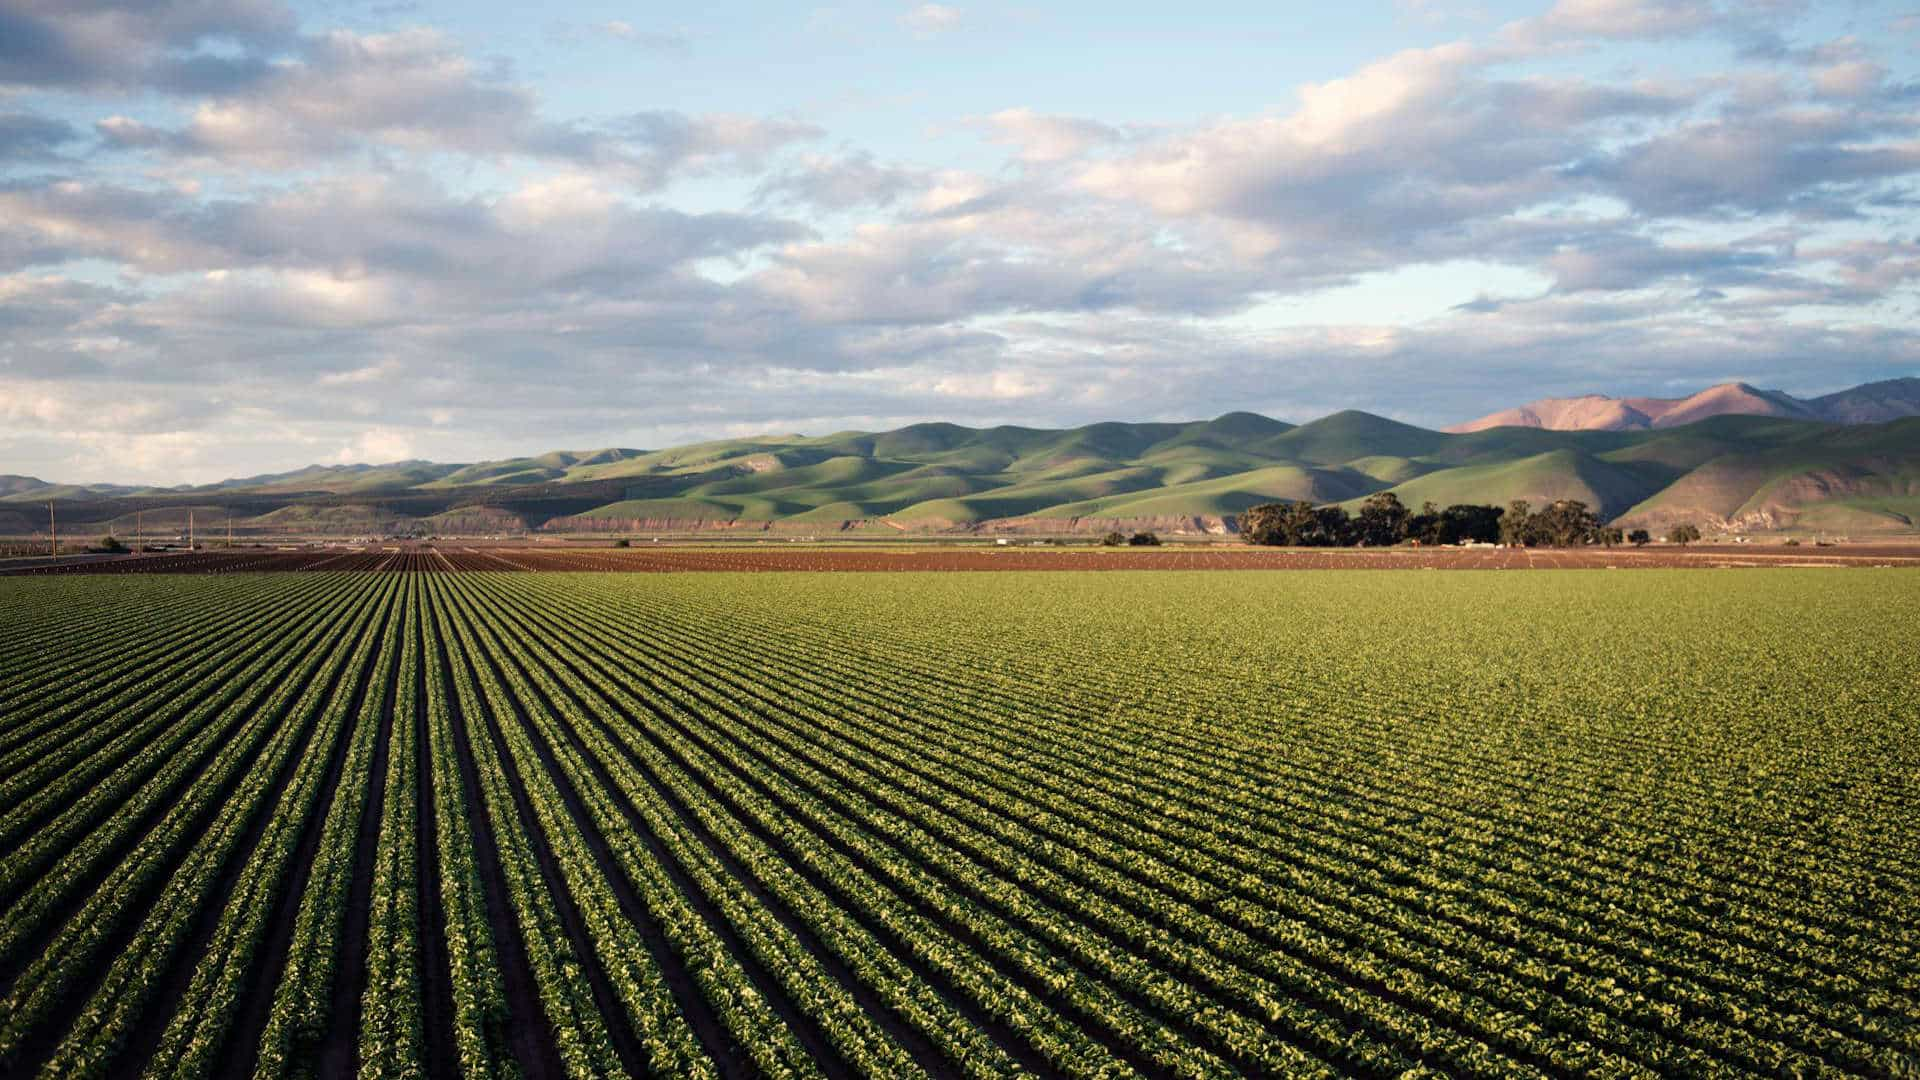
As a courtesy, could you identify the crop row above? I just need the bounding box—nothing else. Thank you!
[0,568,1911,1079]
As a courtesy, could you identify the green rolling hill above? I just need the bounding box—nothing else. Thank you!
[1354,448,1668,520]
[7,411,1918,537]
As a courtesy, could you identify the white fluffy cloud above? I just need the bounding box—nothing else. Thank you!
[1,0,1917,483]
[88,26,820,186]
[978,109,1125,164]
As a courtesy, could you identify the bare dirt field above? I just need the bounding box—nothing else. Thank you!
[7,542,1920,574]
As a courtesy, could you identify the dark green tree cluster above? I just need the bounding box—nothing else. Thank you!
[1241,493,1506,547]
[1352,492,1410,546]
[1239,500,1360,546]
[1241,493,1618,548]
[1497,499,1606,547]
[1402,501,1504,546]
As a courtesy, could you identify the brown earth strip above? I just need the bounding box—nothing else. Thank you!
[0,579,377,942]
[528,585,1243,1077]
[314,582,405,1080]
[10,543,1920,574]
[428,589,569,1080]
[195,582,399,1079]
[470,581,953,1078]
[440,578,759,1078]
[442,587,681,1080]
[478,576,1103,1080]
[624,624,1389,1077]
[413,590,461,1080]
[50,581,394,1078]
[0,574,340,761]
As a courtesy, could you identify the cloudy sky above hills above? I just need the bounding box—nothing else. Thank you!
[2,0,1919,483]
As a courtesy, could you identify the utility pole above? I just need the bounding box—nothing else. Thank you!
[136,510,142,550]
[189,509,195,551]
[227,509,233,548]
[48,501,55,558]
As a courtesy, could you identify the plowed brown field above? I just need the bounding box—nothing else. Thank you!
[8,543,1920,574]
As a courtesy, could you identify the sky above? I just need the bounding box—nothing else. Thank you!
[2,0,1919,484]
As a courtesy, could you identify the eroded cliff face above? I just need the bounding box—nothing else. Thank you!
[1615,463,1920,534]
[419,506,530,535]
[539,515,780,533]
[976,515,1239,536]
[534,513,1246,536]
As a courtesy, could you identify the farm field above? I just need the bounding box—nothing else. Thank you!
[0,569,1916,1079]
[8,541,1920,575]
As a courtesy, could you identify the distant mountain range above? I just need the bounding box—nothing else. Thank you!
[4,378,1918,537]
[1448,377,1920,433]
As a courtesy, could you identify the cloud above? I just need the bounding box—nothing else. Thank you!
[137,28,549,164]
[333,427,414,463]
[1566,106,1920,218]
[0,180,211,272]
[596,111,824,186]
[755,152,924,210]
[17,169,803,283]
[0,112,79,161]
[147,50,278,94]
[899,3,962,37]
[1512,0,1721,46]
[1542,235,1779,293]
[0,0,296,91]
[3,0,1920,484]
[94,28,820,185]
[977,108,1125,164]
[1070,43,1699,278]
[317,360,401,386]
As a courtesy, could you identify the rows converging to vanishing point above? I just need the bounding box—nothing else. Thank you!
[0,569,1915,1078]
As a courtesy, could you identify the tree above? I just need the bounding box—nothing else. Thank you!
[1404,501,1442,546]
[1628,528,1650,546]
[1595,526,1624,547]
[1291,502,1354,547]
[1441,504,1504,545]
[613,538,631,548]
[1238,501,1352,546]
[1354,491,1410,546]
[1239,504,1287,546]
[1127,531,1161,546]
[1101,531,1126,546]
[1533,499,1602,547]
[1499,500,1534,546]
[1667,523,1702,546]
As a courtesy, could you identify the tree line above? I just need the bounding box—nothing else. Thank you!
[1239,494,1699,548]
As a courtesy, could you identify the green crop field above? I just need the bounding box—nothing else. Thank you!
[0,569,1915,1078]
